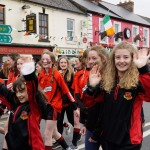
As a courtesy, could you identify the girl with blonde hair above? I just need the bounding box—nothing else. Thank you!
[84,41,150,150]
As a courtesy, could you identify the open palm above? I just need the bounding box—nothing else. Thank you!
[133,48,150,68]
[89,65,101,87]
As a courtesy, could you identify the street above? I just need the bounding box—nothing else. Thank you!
[0,102,150,150]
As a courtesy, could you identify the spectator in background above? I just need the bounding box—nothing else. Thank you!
[35,60,42,76]
[0,61,9,80]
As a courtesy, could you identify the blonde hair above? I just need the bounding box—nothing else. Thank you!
[57,56,74,82]
[102,41,139,92]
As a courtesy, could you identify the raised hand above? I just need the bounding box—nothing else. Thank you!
[133,48,150,68]
[89,65,101,87]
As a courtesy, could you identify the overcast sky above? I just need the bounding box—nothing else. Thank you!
[103,0,150,18]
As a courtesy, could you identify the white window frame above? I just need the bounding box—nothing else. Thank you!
[99,18,108,44]
[67,18,75,42]
[113,21,121,44]
[132,25,139,46]
[143,28,149,47]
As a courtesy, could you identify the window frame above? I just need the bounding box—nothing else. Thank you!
[39,13,49,42]
[132,25,139,46]
[99,18,108,44]
[113,21,121,44]
[143,27,149,47]
[0,5,5,24]
[67,18,75,42]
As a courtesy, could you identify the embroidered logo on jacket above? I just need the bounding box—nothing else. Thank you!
[124,92,132,100]
[20,111,28,120]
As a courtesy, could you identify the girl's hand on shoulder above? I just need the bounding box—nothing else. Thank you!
[88,137,97,143]
[89,65,101,87]
[81,126,86,136]
[74,109,79,118]
[133,48,150,68]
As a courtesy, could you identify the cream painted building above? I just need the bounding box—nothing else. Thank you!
[0,0,88,61]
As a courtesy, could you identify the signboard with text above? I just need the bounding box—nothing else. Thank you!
[0,24,13,44]
[0,24,12,34]
[26,14,36,34]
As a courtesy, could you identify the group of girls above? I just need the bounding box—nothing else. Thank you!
[0,40,149,150]
[82,41,150,150]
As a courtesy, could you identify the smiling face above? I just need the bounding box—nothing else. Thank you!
[17,58,24,72]
[59,58,68,71]
[15,85,28,103]
[115,49,132,77]
[74,58,82,70]
[88,50,103,69]
[36,64,42,74]
[7,56,15,69]
[41,53,52,69]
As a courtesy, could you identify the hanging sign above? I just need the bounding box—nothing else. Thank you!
[26,14,36,33]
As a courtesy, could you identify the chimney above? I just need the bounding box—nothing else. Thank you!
[117,0,134,12]
[88,0,102,2]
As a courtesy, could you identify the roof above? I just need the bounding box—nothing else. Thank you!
[25,0,84,14]
[71,0,120,18]
[99,1,150,26]
[139,15,150,24]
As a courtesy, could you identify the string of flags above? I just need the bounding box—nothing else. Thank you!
[11,27,88,46]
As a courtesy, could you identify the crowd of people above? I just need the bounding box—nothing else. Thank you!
[0,41,149,150]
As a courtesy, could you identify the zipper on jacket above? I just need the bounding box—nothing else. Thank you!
[13,105,23,122]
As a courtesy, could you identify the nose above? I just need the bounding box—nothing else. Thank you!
[89,59,94,64]
[119,57,124,62]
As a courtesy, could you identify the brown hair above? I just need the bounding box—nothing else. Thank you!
[13,76,47,103]
[2,61,9,78]
[8,53,20,76]
[90,45,109,74]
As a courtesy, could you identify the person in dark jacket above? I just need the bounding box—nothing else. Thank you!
[80,46,108,150]
[56,56,80,149]
[0,60,47,150]
[84,41,150,150]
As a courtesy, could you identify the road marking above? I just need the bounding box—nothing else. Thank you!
[145,122,150,127]
[78,144,103,150]
[143,129,150,138]
[78,143,85,149]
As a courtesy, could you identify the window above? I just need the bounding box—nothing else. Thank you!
[99,18,108,43]
[132,25,139,46]
[143,28,149,47]
[0,5,5,24]
[114,22,121,44]
[39,13,49,41]
[67,19,74,41]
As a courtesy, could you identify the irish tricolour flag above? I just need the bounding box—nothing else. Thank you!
[103,15,115,36]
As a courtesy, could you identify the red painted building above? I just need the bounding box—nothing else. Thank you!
[72,0,150,49]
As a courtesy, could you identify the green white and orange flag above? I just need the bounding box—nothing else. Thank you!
[103,15,115,36]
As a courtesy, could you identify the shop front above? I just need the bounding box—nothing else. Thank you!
[0,44,54,62]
